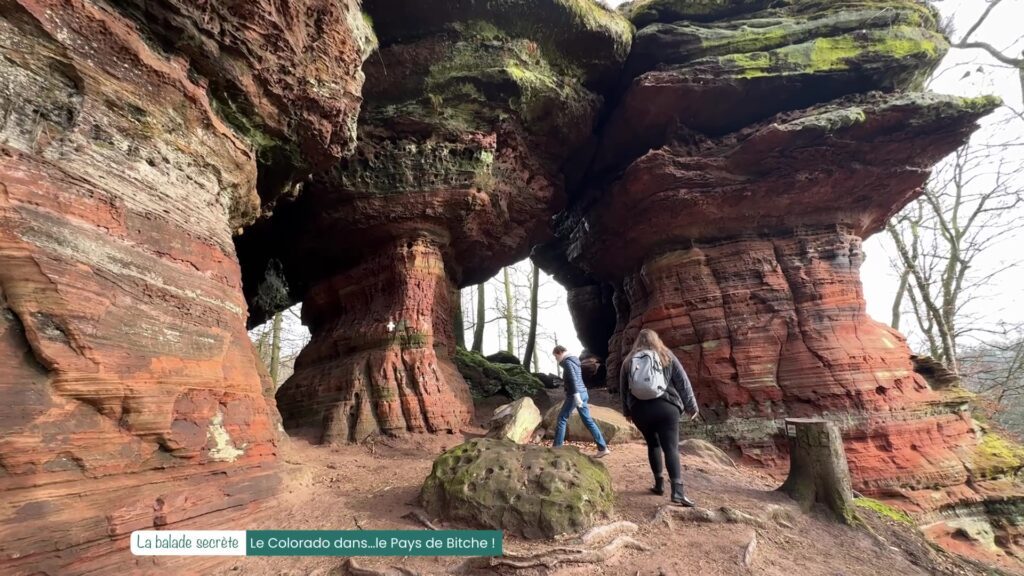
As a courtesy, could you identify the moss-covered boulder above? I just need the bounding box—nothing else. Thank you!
[486,351,522,365]
[968,432,1024,479]
[421,438,614,538]
[487,397,543,444]
[542,404,641,444]
[455,348,544,399]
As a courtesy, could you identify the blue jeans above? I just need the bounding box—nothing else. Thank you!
[553,390,607,450]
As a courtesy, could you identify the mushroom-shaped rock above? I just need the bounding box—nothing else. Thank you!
[536,0,1002,522]
[421,438,614,538]
[257,1,632,444]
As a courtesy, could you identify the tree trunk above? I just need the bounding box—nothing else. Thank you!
[270,311,283,386]
[472,283,485,353]
[779,418,855,524]
[256,326,271,364]
[522,263,540,368]
[454,287,466,348]
[503,267,515,356]
[891,268,909,330]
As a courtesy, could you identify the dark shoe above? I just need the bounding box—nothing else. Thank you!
[671,482,695,507]
[650,476,665,495]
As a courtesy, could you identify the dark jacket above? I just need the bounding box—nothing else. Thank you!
[560,355,587,395]
[620,350,698,418]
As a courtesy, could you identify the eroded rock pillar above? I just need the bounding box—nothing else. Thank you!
[610,229,975,490]
[277,237,473,443]
[0,1,287,573]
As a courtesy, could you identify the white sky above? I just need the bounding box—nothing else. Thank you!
[861,0,1024,348]
[268,1,1024,374]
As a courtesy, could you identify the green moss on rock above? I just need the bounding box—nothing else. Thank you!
[708,27,946,87]
[455,348,544,400]
[346,37,597,195]
[209,94,300,166]
[624,0,771,26]
[420,438,614,538]
[423,38,598,137]
[971,433,1024,479]
[855,497,914,525]
[364,0,632,89]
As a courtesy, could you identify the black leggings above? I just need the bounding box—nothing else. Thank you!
[631,398,681,483]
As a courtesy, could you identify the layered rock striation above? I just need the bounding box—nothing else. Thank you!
[245,1,632,443]
[0,0,367,573]
[0,0,1018,571]
[538,0,1006,523]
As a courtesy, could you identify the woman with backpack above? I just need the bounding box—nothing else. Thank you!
[620,328,699,507]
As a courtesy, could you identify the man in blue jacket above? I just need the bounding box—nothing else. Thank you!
[552,345,610,458]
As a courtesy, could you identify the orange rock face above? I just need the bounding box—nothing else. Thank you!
[277,237,473,443]
[0,0,366,573]
[535,0,1007,529]
[606,229,977,494]
[236,2,631,443]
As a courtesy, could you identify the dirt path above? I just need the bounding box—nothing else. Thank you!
[203,421,983,576]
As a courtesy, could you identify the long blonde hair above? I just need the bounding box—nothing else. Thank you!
[629,328,672,367]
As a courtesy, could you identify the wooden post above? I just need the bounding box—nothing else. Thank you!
[779,418,855,523]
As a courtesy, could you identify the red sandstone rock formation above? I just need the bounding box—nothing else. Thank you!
[0,0,1017,571]
[0,0,366,573]
[242,1,632,444]
[538,0,1010,536]
[278,237,472,443]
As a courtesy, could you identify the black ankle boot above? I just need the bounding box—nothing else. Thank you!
[650,476,665,495]
[671,482,695,507]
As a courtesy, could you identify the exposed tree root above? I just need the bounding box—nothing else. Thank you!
[766,505,796,529]
[466,535,651,570]
[742,531,757,567]
[402,509,439,530]
[579,521,639,545]
[654,505,769,529]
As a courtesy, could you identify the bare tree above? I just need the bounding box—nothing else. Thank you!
[472,283,486,353]
[935,0,1024,114]
[459,261,563,371]
[503,267,516,356]
[521,263,540,370]
[887,143,1024,372]
[249,304,311,388]
[269,311,283,385]
[960,327,1024,434]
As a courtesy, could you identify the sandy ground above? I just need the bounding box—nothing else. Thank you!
[205,394,994,576]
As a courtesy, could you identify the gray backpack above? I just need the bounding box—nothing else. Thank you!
[629,350,667,400]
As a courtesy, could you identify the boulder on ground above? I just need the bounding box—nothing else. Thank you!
[486,351,522,365]
[534,372,564,390]
[679,439,736,469]
[530,387,562,414]
[455,348,543,399]
[487,398,542,444]
[542,404,640,444]
[421,438,614,538]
